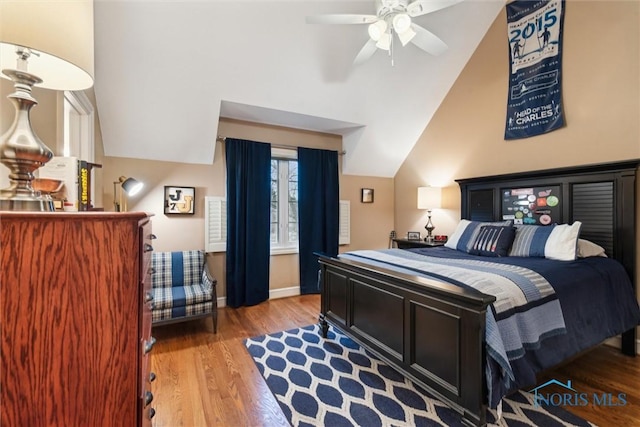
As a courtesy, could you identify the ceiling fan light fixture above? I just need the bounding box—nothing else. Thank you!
[368,20,387,41]
[397,26,416,46]
[392,13,412,34]
[305,0,454,65]
[376,31,391,51]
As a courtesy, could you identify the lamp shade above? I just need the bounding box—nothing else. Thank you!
[417,187,442,210]
[0,0,94,90]
[392,14,412,34]
[120,176,144,196]
[368,20,387,41]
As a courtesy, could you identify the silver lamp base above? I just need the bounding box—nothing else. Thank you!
[424,210,435,243]
[0,195,54,211]
[0,68,54,212]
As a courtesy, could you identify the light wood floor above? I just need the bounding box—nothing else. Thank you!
[150,295,640,426]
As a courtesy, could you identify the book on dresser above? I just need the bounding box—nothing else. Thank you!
[0,211,156,427]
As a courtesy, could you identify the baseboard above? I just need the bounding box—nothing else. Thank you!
[603,335,640,353]
[269,286,301,300]
[217,286,301,308]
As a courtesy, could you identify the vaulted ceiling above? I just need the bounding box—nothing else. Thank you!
[94,0,504,177]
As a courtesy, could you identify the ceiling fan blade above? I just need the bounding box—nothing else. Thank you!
[353,39,378,65]
[306,14,378,25]
[407,0,464,18]
[410,24,448,56]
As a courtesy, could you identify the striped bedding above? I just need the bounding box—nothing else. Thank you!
[338,247,640,407]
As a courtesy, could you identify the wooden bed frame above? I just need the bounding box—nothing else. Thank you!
[318,160,638,426]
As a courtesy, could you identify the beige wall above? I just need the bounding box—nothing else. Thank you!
[395,0,639,236]
[102,118,394,300]
[339,175,395,252]
[394,1,640,304]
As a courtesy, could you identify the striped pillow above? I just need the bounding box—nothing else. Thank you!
[508,222,582,261]
[469,225,516,257]
[445,219,514,253]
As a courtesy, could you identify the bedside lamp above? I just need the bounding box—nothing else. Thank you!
[0,0,94,211]
[417,186,442,243]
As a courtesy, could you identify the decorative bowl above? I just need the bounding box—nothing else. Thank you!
[33,178,64,194]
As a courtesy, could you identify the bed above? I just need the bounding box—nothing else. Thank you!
[317,160,640,427]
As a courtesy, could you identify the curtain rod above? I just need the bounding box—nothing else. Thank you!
[217,136,346,156]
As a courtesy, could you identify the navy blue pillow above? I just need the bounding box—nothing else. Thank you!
[469,225,516,257]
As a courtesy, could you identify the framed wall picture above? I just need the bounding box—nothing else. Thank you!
[164,186,195,215]
[361,188,374,203]
[407,231,421,241]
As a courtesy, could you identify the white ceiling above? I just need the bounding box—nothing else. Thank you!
[94,0,504,178]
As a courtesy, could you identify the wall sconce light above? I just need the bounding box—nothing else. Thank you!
[113,176,143,212]
[0,0,94,211]
[417,186,442,242]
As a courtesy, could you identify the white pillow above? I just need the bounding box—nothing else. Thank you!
[577,239,607,258]
[544,222,582,261]
[508,221,582,261]
[444,219,472,250]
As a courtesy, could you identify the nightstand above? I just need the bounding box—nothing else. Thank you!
[392,238,446,249]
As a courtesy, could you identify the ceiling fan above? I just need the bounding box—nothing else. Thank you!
[306,0,463,65]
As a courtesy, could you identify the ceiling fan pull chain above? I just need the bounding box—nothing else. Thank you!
[390,27,395,66]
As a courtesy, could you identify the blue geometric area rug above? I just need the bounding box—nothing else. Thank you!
[244,324,595,427]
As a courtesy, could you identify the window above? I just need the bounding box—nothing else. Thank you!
[271,148,298,253]
[204,147,350,254]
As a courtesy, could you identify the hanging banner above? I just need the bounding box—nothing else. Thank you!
[505,0,565,139]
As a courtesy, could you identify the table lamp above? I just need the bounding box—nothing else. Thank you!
[417,186,442,242]
[0,0,94,211]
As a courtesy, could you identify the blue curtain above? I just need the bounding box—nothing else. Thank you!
[298,147,339,294]
[225,138,271,307]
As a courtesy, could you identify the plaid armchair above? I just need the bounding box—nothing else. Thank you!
[151,250,217,333]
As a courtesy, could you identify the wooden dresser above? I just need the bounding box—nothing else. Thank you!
[1,212,156,427]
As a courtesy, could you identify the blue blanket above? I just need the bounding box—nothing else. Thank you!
[341,249,566,395]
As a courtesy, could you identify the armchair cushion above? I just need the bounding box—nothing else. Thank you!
[153,283,211,310]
